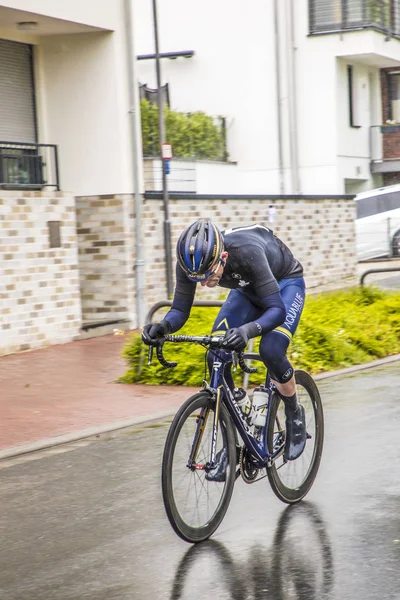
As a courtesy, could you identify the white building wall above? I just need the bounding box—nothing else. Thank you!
[135,0,346,195]
[335,59,379,191]
[134,0,400,196]
[37,30,134,196]
[0,0,118,30]
[0,0,145,198]
[135,0,282,192]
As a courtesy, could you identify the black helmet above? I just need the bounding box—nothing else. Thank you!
[176,219,224,282]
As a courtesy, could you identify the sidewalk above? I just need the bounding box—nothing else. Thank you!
[0,333,193,458]
[2,302,400,460]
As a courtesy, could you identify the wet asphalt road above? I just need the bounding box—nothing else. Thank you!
[1,362,400,600]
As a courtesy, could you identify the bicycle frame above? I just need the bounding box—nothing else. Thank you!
[147,335,285,472]
[201,348,285,469]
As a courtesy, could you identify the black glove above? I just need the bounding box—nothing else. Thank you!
[222,327,250,352]
[222,322,261,352]
[142,320,171,345]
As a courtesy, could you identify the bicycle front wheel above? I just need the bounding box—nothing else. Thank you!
[162,391,237,543]
[267,370,324,504]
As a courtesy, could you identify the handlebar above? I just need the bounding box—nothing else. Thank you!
[146,334,258,374]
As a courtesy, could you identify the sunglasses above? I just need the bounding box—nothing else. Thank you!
[185,257,224,283]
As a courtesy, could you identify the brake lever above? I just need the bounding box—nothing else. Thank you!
[232,351,238,372]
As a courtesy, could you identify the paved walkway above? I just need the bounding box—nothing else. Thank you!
[0,333,193,458]
[2,260,400,460]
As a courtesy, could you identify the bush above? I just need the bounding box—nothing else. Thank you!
[120,286,400,387]
[140,99,227,161]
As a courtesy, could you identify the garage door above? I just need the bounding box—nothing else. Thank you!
[0,39,36,143]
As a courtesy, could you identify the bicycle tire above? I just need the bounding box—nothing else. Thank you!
[267,370,324,503]
[162,391,237,543]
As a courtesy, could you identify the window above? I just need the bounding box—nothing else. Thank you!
[310,0,393,35]
[356,196,380,219]
[387,72,400,122]
[383,191,400,211]
[347,65,360,128]
[356,192,400,219]
[0,39,37,143]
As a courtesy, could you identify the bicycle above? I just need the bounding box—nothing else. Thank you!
[147,334,324,543]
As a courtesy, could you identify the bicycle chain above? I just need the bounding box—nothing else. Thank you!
[239,446,260,484]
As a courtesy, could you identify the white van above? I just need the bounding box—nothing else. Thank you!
[355,184,400,260]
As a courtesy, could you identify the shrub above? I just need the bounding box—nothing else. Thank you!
[120,287,400,387]
[140,99,227,161]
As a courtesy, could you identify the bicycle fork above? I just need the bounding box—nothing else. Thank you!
[187,389,221,472]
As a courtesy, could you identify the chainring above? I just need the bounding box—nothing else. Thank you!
[239,447,260,484]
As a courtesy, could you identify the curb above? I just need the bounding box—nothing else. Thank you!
[2,353,400,461]
[0,410,176,461]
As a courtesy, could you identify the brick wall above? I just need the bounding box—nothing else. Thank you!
[0,191,82,356]
[141,195,357,313]
[382,130,400,159]
[1,192,357,356]
[76,195,135,324]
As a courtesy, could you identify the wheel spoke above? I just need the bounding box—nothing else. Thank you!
[267,371,324,503]
[162,391,236,542]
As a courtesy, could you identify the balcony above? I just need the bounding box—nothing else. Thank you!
[309,1,400,67]
[370,123,400,172]
[309,0,400,37]
[0,142,60,191]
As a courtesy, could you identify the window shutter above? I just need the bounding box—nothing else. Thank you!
[0,39,36,143]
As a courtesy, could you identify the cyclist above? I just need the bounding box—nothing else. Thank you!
[142,219,307,480]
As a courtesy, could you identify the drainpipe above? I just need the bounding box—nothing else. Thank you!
[274,0,285,195]
[286,0,301,193]
[125,0,145,328]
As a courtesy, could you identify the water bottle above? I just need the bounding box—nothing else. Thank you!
[233,387,253,419]
[251,386,269,427]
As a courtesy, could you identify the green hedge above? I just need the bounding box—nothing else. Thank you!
[120,286,400,387]
[140,99,227,160]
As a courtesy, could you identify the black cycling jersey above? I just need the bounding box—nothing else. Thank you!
[174,224,303,305]
[218,224,303,296]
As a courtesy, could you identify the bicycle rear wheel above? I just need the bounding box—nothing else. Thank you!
[267,370,324,503]
[162,391,237,543]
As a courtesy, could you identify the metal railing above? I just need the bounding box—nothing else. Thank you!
[143,158,197,193]
[146,300,224,324]
[360,265,400,285]
[309,0,400,38]
[0,141,60,190]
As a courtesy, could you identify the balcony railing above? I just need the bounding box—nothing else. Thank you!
[309,0,400,38]
[0,142,60,191]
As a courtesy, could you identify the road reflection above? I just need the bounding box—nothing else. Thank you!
[170,502,334,600]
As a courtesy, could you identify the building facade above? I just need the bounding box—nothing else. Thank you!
[1,0,362,356]
[135,0,400,196]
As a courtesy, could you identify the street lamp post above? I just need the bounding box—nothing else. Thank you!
[152,0,173,297]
